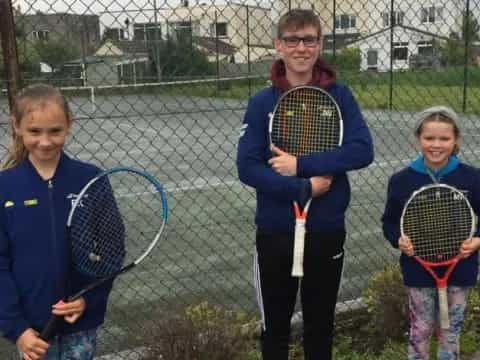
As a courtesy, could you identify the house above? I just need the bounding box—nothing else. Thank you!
[154,2,274,64]
[349,0,480,70]
[346,25,449,71]
[273,0,480,70]
[15,12,101,58]
[62,39,154,86]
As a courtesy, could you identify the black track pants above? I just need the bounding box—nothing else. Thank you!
[253,229,345,360]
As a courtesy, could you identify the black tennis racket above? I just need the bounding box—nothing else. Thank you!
[400,183,475,329]
[40,167,168,340]
[268,86,343,277]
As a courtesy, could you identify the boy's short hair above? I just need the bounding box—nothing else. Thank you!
[276,9,322,39]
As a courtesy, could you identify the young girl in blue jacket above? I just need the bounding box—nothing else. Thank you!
[236,9,374,360]
[382,106,480,360]
[0,84,112,360]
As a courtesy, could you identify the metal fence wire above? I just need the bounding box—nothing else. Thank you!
[1,0,480,358]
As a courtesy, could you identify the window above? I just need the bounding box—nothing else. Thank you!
[134,23,162,41]
[334,14,356,29]
[103,28,126,41]
[32,30,49,41]
[418,41,434,55]
[367,50,378,70]
[421,7,443,23]
[210,22,228,37]
[382,11,404,27]
[393,42,408,60]
[172,21,192,37]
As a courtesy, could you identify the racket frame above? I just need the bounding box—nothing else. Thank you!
[268,86,343,277]
[268,85,344,152]
[400,183,475,329]
[40,167,168,341]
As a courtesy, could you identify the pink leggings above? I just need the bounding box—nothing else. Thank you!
[407,286,470,360]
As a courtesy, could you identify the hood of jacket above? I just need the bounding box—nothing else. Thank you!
[269,58,336,91]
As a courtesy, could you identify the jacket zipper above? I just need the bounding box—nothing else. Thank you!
[47,179,60,290]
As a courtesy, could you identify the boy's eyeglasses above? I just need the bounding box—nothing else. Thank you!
[281,36,320,48]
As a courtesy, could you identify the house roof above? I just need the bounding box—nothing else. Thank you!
[323,33,361,50]
[192,36,237,56]
[106,39,150,54]
[345,24,450,46]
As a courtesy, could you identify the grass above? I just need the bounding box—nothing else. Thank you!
[57,66,480,114]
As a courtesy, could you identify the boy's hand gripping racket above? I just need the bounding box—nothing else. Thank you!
[40,167,168,340]
[268,86,343,277]
[400,183,475,329]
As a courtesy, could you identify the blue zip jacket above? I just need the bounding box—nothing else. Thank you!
[382,156,480,286]
[0,153,113,343]
[236,83,374,231]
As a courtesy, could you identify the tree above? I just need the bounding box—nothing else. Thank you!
[156,33,215,80]
[441,13,480,66]
[323,47,361,71]
[34,39,80,71]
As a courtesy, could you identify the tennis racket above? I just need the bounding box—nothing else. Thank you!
[40,167,168,340]
[400,183,475,329]
[268,86,343,277]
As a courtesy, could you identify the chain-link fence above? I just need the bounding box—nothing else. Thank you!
[1,0,480,358]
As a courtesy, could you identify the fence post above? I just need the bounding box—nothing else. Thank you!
[0,0,22,110]
[462,0,471,113]
[246,5,251,97]
[388,0,394,110]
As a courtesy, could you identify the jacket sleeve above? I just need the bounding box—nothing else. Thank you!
[236,94,311,203]
[296,85,374,178]
[381,176,402,248]
[0,205,30,343]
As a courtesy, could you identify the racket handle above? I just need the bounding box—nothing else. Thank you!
[438,287,450,330]
[39,314,63,341]
[291,218,306,277]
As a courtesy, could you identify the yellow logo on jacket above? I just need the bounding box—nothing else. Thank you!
[23,199,38,206]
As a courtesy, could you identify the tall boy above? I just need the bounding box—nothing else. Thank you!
[237,8,374,360]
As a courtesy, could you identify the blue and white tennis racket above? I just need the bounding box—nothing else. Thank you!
[40,167,168,340]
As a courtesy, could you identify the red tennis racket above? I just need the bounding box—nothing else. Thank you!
[400,183,475,329]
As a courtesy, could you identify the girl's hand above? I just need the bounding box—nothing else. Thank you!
[398,236,414,256]
[51,297,86,324]
[17,328,49,360]
[459,237,480,259]
[268,144,297,176]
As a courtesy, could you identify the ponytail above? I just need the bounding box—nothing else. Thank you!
[3,130,27,169]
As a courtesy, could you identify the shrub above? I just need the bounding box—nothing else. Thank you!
[324,47,361,71]
[143,302,258,360]
[362,263,409,347]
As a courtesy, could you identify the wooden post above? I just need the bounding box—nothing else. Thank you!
[0,0,22,109]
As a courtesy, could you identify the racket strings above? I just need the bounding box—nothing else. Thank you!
[272,87,340,156]
[403,187,473,262]
[71,172,166,278]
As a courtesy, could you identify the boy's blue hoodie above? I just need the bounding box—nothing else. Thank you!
[382,156,480,286]
[236,59,374,232]
[0,153,112,343]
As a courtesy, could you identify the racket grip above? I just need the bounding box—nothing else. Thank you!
[39,314,63,341]
[291,218,306,277]
[438,287,450,330]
